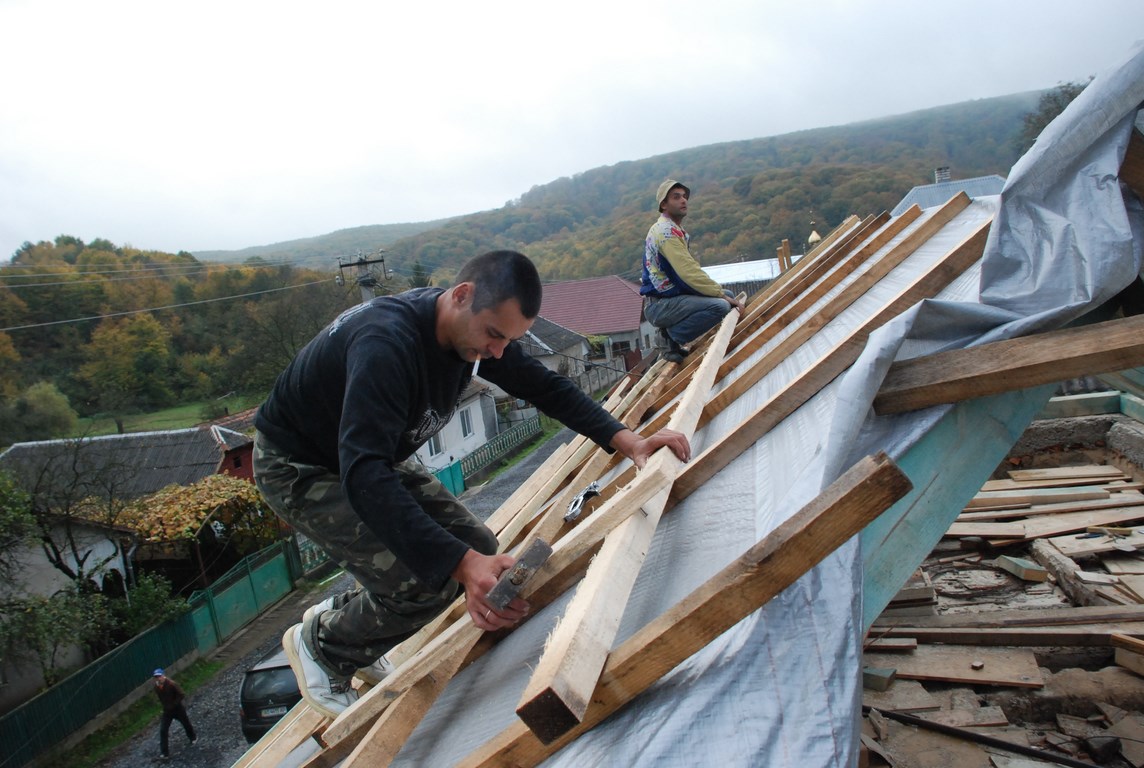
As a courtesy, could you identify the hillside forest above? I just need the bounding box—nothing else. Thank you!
[0,86,1076,447]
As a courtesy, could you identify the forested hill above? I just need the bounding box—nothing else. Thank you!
[197,90,1041,284]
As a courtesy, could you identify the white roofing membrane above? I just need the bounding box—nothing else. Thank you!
[283,40,1144,768]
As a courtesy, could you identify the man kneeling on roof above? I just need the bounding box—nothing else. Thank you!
[253,249,691,717]
[640,179,744,363]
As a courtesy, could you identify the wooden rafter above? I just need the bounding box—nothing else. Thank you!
[515,306,740,742]
[459,451,912,767]
[873,313,1144,415]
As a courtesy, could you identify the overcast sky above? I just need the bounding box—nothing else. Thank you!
[1,1,1141,262]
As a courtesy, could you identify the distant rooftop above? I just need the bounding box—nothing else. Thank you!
[540,275,643,336]
[892,174,1006,215]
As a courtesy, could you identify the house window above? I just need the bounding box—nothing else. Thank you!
[460,408,473,438]
[427,433,444,456]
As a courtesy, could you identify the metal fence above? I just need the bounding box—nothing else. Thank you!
[0,612,197,768]
[0,540,298,767]
[434,460,465,496]
[188,540,294,654]
[459,415,541,479]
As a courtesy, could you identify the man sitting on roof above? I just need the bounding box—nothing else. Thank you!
[640,179,744,363]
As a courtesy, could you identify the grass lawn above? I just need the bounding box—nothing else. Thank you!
[75,394,264,436]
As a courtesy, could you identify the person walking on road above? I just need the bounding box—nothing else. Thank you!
[152,668,196,759]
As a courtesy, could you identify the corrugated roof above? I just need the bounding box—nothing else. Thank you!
[540,275,644,336]
[703,258,786,284]
[523,315,587,357]
[891,174,1006,215]
[0,427,237,500]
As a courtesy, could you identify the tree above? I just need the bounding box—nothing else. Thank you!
[1015,80,1091,155]
[5,439,134,589]
[0,470,34,587]
[79,314,175,424]
[0,381,79,446]
[0,587,115,686]
[111,571,187,636]
[407,261,433,289]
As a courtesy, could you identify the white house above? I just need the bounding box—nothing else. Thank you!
[413,380,497,473]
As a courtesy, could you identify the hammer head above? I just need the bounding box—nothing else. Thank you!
[485,538,553,611]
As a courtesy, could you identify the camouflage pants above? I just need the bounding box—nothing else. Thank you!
[253,432,497,678]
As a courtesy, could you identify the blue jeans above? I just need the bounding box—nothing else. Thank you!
[643,292,733,345]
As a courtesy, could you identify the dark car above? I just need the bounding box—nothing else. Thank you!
[239,647,302,742]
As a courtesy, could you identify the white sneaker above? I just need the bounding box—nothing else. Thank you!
[282,624,358,718]
[302,596,336,624]
[355,654,395,686]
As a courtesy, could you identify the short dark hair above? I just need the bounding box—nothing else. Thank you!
[455,250,542,318]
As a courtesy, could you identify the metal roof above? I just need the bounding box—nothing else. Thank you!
[891,174,1006,215]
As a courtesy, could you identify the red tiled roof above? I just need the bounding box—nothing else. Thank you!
[539,275,643,336]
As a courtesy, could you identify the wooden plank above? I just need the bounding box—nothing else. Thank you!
[982,474,1130,492]
[232,703,327,768]
[862,678,941,713]
[872,603,1144,629]
[1111,632,1144,653]
[1117,574,1144,602]
[864,637,918,652]
[1120,128,1144,201]
[1008,465,1127,482]
[1049,526,1144,557]
[965,487,1110,508]
[873,314,1144,415]
[950,505,1144,543]
[1016,507,1144,542]
[1039,390,1124,418]
[1031,539,1116,607]
[672,214,991,509]
[720,210,903,377]
[318,450,678,750]
[335,633,475,768]
[862,646,1043,688]
[1102,554,1144,575]
[705,196,970,418]
[871,623,1144,647]
[514,309,739,743]
[509,365,668,551]
[957,492,1144,522]
[994,555,1048,582]
[459,452,912,767]
[944,520,1026,538]
[915,706,1009,728]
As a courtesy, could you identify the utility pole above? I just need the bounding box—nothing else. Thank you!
[336,249,390,302]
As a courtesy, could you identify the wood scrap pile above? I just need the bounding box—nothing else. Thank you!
[861,463,1144,767]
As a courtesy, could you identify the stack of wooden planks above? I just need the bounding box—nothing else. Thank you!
[862,462,1144,767]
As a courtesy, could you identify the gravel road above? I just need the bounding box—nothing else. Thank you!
[96,428,571,767]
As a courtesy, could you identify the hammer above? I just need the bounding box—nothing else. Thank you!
[485,538,553,611]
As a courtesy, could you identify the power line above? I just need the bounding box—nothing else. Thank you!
[0,279,332,333]
[0,259,301,287]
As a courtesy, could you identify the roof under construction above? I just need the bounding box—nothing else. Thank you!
[237,41,1144,768]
